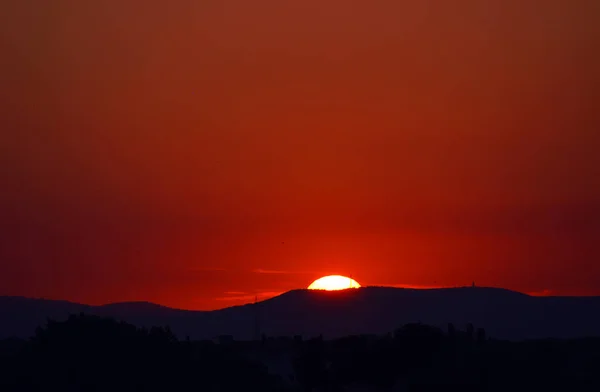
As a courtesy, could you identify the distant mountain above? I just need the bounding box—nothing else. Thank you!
[2,287,600,341]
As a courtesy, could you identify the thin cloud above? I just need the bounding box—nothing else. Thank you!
[190,267,315,275]
[252,269,289,274]
[528,289,554,296]
[215,291,284,302]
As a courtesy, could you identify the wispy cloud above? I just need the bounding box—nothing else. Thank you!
[215,291,284,302]
[189,267,313,275]
[528,289,554,296]
[189,267,317,275]
[252,269,290,274]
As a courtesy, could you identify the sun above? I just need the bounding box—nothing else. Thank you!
[308,275,361,291]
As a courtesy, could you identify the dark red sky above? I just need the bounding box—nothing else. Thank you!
[1,1,599,310]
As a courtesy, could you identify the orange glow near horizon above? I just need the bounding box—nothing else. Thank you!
[308,275,361,291]
[0,1,599,310]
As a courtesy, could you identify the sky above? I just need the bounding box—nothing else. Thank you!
[1,0,599,310]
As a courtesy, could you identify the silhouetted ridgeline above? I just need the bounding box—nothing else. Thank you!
[2,287,600,340]
[1,314,600,391]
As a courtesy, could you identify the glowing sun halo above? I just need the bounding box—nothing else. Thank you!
[308,275,361,291]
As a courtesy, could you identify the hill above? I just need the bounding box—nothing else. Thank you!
[2,287,600,340]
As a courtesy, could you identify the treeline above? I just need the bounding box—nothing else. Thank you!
[1,314,600,391]
[293,323,600,391]
[0,314,285,391]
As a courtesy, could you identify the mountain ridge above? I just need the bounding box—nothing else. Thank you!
[2,287,600,341]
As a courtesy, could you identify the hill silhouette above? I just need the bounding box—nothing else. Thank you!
[2,287,600,341]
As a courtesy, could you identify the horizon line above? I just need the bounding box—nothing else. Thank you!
[3,285,597,312]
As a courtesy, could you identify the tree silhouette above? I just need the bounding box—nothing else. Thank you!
[1,314,285,392]
[2,316,600,392]
[477,327,486,344]
[466,323,474,341]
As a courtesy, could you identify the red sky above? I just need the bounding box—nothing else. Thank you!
[1,0,599,310]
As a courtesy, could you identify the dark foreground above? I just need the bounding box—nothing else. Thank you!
[1,314,599,391]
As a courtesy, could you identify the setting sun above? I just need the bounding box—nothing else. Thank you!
[308,275,361,291]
